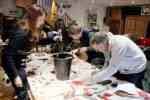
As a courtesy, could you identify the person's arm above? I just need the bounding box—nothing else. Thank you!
[38,31,62,45]
[92,60,119,82]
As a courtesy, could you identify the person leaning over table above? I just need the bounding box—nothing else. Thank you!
[87,31,147,89]
[1,4,61,100]
[65,24,105,65]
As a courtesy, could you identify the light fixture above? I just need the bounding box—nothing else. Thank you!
[131,0,135,5]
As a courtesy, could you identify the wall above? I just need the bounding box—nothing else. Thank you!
[64,0,106,29]
[0,0,16,16]
[0,0,35,16]
[97,5,106,31]
[16,0,34,9]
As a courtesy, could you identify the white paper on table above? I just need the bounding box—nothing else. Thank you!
[115,83,138,94]
[39,81,70,98]
[69,96,92,100]
[109,95,144,100]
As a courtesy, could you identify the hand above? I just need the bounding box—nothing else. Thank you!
[49,31,62,42]
[79,47,88,53]
[70,49,78,59]
[75,47,88,61]
[14,76,23,88]
[31,33,39,43]
[71,49,78,54]
[53,35,62,41]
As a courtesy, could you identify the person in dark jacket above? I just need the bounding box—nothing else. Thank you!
[1,5,59,100]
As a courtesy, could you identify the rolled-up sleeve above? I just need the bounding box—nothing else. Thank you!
[92,59,119,82]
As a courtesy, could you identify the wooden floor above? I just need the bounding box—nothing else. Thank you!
[0,81,14,100]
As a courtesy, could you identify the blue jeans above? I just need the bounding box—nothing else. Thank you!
[2,55,29,100]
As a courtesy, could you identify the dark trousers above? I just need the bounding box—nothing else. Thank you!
[2,55,29,100]
[113,70,145,89]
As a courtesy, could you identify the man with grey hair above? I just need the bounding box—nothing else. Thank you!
[90,32,147,89]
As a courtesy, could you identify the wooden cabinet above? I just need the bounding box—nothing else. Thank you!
[106,6,150,36]
[106,7,123,34]
[125,17,136,34]
[125,15,150,39]
[109,19,123,35]
[111,7,122,20]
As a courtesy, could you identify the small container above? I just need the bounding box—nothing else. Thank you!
[111,82,118,87]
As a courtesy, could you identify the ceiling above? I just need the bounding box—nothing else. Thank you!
[62,0,150,6]
[96,0,150,6]
[0,0,16,16]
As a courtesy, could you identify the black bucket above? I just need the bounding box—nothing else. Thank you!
[53,53,73,80]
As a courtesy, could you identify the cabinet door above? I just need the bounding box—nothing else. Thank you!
[111,7,122,20]
[135,20,146,37]
[125,17,136,34]
[109,19,122,34]
[125,15,150,39]
[136,16,150,35]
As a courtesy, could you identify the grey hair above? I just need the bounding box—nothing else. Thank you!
[69,24,81,35]
[90,31,109,45]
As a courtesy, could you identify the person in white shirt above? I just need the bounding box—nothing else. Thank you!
[90,32,147,88]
